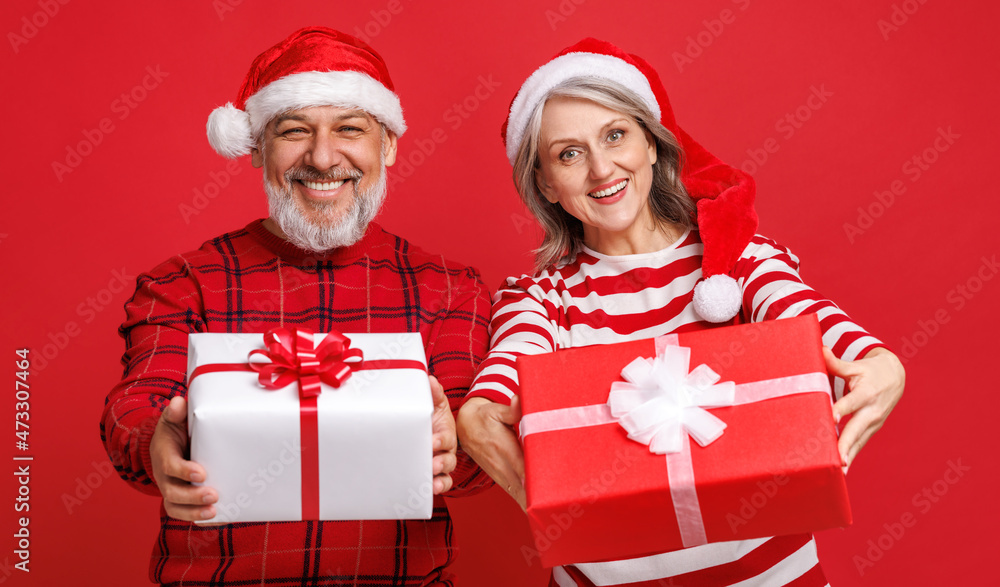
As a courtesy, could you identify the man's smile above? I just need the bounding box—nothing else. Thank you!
[301,179,347,191]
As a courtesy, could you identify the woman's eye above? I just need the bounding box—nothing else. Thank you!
[559,149,579,161]
[608,130,624,142]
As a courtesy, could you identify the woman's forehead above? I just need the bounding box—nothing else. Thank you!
[540,97,634,140]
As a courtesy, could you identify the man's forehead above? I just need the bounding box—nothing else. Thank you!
[272,106,375,125]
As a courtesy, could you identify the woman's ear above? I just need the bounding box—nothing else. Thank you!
[535,170,559,204]
[644,128,658,166]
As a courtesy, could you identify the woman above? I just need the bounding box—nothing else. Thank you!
[457,39,905,586]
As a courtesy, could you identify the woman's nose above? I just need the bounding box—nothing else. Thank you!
[588,147,615,180]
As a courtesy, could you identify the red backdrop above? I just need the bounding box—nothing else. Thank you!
[1,1,996,585]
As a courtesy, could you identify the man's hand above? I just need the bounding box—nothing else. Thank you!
[456,396,525,510]
[149,396,218,521]
[430,376,458,495]
[826,347,905,472]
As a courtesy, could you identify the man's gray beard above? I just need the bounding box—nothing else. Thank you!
[264,159,387,253]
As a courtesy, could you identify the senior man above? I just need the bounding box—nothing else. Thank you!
[101,27,491,586]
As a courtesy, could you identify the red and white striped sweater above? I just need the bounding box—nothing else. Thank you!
[468,229,884,587]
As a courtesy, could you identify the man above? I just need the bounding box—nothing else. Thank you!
[100,27,492,586]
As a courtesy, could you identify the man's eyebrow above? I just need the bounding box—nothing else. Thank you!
[274,112,307,124]
[334,112,370,123]
[273,111,371,125]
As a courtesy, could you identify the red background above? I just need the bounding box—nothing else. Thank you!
[1,1,996,585]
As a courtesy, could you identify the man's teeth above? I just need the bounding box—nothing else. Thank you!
[302,179,346,191]
[590,180,627,198]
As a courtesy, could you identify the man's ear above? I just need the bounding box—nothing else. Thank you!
[251,146,263,169]
[382,129,398,167]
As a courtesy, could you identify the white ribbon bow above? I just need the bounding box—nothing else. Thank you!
[607,345,736,454]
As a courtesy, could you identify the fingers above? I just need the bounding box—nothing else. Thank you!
[823,346,862,380]
[429,376,458,496]
[505,474,527,511]
[433,419,457,452]
[832,386,869,422]
[162,395,187,426]
[511,436,526,484]
[497,395,522,427]
[150,396,218,521]
[156,458,218,522]
[155,440,204,483]
[433,430,457,453]
[456,398,527,507]
[433,451,457,475]
[428,375,447,408]
[433,472,454,495]
[160,475,219,520]
[432,448,458,496]
[837,406,883,469]
[432,413,458,453]
[483,425,527,507]
[152,402,203,483]
[430,376,458,454]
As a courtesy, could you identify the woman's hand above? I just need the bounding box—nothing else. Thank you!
[457,396,526,510]
[825,347,905,471]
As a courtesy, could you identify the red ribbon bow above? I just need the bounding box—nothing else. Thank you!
[248,328,363,398]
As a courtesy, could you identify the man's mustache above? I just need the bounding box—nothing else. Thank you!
[285,167,363,182]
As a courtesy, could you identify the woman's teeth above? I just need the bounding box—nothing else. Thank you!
[590,180,627,198]
[302,179,346,191]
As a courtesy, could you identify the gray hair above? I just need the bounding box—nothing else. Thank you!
[512,78,693,270]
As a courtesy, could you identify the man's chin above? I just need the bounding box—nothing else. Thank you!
[264,164,386,252]
[287,209,368,252]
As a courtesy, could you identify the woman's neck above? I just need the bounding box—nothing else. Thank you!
[583,220,684,256]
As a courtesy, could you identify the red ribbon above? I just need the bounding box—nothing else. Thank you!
[247,328,364,397]
[187,327,427,520]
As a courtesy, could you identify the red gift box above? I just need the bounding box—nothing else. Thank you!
[516,314,850,567]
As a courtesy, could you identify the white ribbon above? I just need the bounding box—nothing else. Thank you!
[607,345,736,455]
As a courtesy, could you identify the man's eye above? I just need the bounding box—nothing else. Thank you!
[340,126,363,133]
[282,128,307,135]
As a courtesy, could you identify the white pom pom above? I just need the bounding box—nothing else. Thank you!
[693,274,742,323]
[206,103,253,158]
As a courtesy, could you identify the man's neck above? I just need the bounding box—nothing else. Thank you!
[261,217,287,240]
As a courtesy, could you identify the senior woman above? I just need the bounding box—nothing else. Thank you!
[457,39,904,586]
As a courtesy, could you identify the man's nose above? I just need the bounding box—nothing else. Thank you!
[304,132,344,171]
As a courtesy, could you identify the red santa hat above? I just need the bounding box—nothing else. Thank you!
[502,38,759,324]
[207,26,406,159]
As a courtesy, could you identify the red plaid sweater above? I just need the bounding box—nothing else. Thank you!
[101,219,493,586]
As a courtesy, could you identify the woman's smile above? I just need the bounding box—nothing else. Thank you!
[588,178,628,200]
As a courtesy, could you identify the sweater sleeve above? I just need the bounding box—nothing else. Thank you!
[466,278,558,405]
[733,235,888,399]
[424,266,495,498]
[99,255,205,496]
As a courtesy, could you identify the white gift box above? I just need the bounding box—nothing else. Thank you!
[186,331,433,524]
